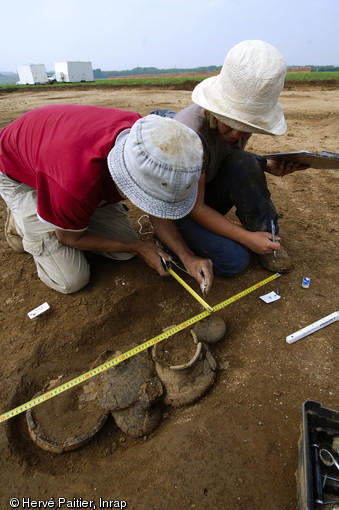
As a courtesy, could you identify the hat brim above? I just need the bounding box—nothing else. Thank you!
[108,132,198,220]
[192,75,287,136]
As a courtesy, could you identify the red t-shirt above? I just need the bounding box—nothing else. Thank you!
[0,104,141,230]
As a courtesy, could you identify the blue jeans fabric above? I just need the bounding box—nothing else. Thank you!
[176,150,279,276]
[175,215,250,275]
[149,109,176,118]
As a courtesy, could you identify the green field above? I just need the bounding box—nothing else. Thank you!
[285,71,339,81]
[1,72,339,90]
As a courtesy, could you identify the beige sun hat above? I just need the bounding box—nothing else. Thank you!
[192,40,287,135]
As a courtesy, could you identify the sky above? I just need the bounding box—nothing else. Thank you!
[1,0,338,73]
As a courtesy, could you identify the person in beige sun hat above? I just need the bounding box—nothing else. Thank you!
[160,39,308,275]
[191,39,287,136]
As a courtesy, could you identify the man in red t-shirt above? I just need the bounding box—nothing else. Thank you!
[0,105,213,294]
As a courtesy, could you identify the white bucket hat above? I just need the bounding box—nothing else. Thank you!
[192,40,287,135]
[108,115,203,219]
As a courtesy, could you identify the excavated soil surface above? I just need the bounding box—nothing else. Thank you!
[0,84,338,509]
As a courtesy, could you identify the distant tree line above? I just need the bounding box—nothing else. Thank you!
[93,66,221,78]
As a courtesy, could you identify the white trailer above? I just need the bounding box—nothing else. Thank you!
[54,61,94,83]
[17,64,48,85]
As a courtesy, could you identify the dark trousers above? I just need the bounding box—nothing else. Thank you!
[176,150,279,275]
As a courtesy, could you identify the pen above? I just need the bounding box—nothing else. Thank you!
[202,276,207,295]
[271,220,280,295]
[271,220,277,257]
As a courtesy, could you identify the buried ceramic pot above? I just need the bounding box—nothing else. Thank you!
[88,346,164,438]
[194,315,226,344]
[26,373,109,454]
[112,377,164,437]
[152,329,217,407]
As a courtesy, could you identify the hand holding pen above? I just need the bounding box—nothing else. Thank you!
[271,220,280,295]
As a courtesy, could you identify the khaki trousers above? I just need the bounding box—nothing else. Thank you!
[0,173,138,293]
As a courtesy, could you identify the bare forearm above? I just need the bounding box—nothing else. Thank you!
[266,158,309,176]
[149,216,194,263]
[189,205,281,254]
[149,215,213,292]
[55,228,142,255]
[190,205,252,244]
[55,227,173,276]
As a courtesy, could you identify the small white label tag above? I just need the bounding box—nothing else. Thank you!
[28,302,50,319]
[260,291,281,304]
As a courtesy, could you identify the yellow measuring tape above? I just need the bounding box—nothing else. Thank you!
[0,273,279,423]
[167,267,213,312]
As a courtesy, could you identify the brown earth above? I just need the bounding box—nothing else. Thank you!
[0,84,338,510]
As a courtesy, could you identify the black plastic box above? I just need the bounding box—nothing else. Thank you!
[298,401,339,509]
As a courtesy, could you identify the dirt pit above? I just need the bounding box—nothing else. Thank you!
[0,84,338,509]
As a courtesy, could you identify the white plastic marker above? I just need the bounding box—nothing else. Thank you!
[260,291,281,304]
[286,311,339,344]
[28,302,50,319]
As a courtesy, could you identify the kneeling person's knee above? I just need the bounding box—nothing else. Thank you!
[213,246,250,276]
[23,235,91,294]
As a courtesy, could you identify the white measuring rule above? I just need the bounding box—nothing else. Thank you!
[286,311,339,344]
